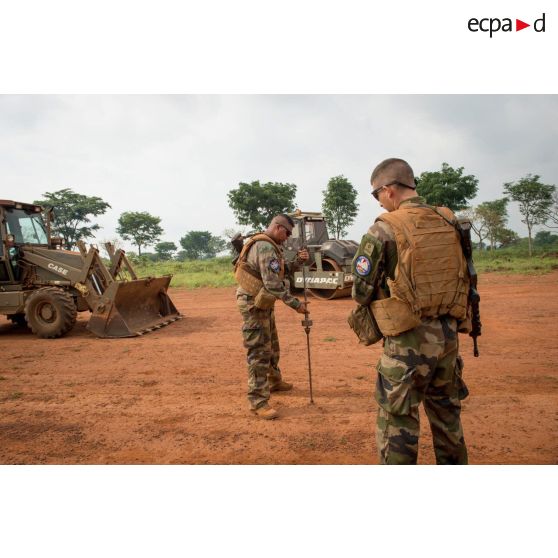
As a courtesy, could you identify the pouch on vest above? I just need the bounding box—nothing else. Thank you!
[254,287,277,310]
[457,315,472,334]
[370,296,421,336]
[347,304,383,346]
[234,264,263,296]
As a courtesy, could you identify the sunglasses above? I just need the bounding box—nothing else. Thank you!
[279,224,292,237]
[371,181,415,201]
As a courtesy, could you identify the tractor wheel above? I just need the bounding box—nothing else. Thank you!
[24,287,77,339]
[8,313,28,328]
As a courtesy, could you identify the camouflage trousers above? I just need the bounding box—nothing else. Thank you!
[375,316,469,465]
[237,294,283,410]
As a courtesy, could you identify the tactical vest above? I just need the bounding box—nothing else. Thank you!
[234,234,285,296]
[370,204,469,336]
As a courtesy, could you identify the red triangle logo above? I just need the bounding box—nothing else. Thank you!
[516,19,530,31]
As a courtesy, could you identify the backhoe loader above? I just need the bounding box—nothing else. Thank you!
[0,199,181,338]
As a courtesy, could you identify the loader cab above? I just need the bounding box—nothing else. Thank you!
[4,206,49,246]
[285,215,330,252]
[0,201,48,283]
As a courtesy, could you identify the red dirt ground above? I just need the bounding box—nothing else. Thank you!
[1,272,557,464]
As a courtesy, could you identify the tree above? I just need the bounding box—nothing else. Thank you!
[116,211,163,255]
[494,227,519,248]
[179,231,227,260]
[34,188,111,250]
[475,198,509,250]
[321,175,359,239]
[154,241,178,261]
[503,174,555,256]
[138,252,159,263]
[416,163,479,211]
[543,189,558,229]
[534,230,558,247]
[228,181,297,229]
[459,207,488,252]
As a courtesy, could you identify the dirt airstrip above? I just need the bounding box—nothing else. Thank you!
[1,272,557,464]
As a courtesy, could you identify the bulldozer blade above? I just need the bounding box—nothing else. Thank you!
[87,276,181,338]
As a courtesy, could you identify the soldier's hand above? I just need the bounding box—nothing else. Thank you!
[296,301,310,314]
[297,248,309,262]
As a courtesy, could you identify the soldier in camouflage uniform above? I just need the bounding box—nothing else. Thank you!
[351,158,469,464]
[236,214,309,420]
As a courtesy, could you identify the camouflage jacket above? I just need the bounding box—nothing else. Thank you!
[237,239,302,309]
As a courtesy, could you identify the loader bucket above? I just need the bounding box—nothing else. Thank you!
[87,276,181,338]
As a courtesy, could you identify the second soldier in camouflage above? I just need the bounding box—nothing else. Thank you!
[235,214,309,420]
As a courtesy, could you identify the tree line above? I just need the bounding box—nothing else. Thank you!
[33,189,226,261]
[34,164,557,261]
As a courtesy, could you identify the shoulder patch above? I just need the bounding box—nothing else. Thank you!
[355,255,372,276]
[268,258,281,273]
[352,232,383,286]
[358,232,382,257]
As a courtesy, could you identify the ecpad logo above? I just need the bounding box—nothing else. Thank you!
[468,13,546,37]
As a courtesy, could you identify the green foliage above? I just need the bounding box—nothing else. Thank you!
[474,198,509,250]
[140,252,159,263]
[228,181,297,229]
[504,174,556,256]
[416,163,479,211]
[116,211,163,255]
[133,256,235,288]
[494,227,519,248]
[535,230,558,247]
[34,188,111,250]
[178,231,227,260]
[474,247,558,274]
[321,175,359,239]
[155,241,177,260]
[543,190,558,228]
[129,248,557,290]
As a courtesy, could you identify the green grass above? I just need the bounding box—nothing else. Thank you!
[123,248,558,291]
[131,256,236,289]
[473,248,558,274]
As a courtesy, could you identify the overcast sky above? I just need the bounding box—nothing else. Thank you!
[1,95,557,251]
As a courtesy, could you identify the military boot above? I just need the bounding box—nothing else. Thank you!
[251,403,279,420]
[269,380,293,392]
